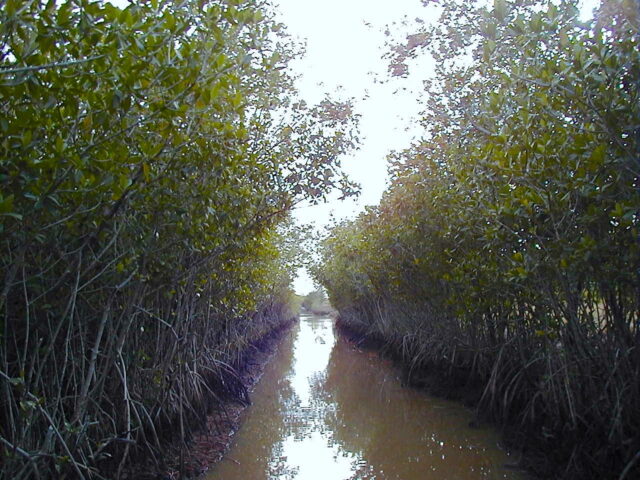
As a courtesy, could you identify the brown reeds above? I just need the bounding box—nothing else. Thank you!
[0,242,297,479]
[322,273,639,479]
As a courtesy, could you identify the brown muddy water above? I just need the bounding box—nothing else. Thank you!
[206,314,524,480]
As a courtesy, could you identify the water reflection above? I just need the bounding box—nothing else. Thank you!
[207,315,523,480]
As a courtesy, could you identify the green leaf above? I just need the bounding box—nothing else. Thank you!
[55,136,64,153]
[493,0,507,21]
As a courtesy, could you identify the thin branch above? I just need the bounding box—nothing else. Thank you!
[0,56,104,75]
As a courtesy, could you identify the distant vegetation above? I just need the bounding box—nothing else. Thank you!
[316,1,639,478]
[301,289,334,316]
[0,1,358,478]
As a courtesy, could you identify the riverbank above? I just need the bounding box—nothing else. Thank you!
[161,317,298,479]
[206,313,522,480]
[329,295,640,480]
[334,317,485,404]
[333,317,534,477]
[334,308,640,479]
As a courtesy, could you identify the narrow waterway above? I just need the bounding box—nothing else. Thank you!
[207,314,524,480]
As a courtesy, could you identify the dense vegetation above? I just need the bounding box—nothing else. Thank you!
[300,289,333,315]
[316,1,639,478]
[0,1,358,478]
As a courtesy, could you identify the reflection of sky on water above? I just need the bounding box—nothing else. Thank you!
[271,314,356,479]
[275,432,354,480]
[288,315,334,406]
[208,315,523,480]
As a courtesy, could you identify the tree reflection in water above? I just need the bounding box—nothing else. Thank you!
[208,315,522,480]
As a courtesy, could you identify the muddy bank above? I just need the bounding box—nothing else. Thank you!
[333,317,534,477]
[207,313,523,480]
[334,318,485,405]
[159,317,298,479]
